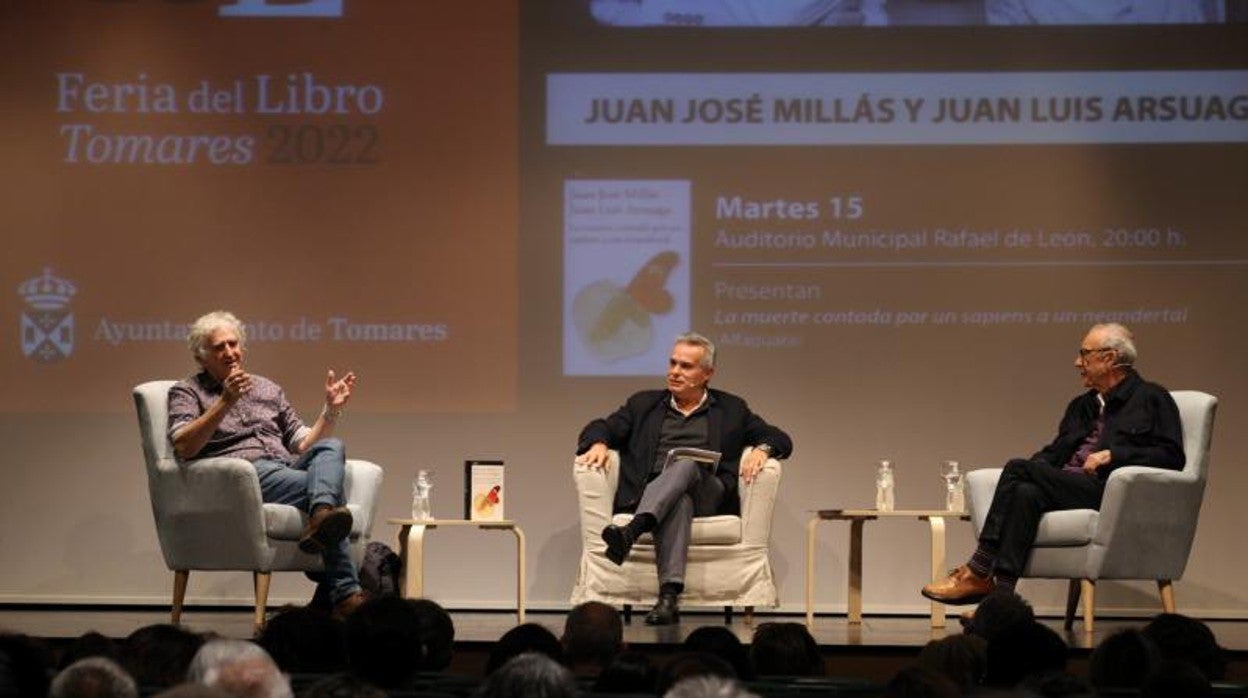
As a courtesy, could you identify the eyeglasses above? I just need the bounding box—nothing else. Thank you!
[1077,347,1112,358]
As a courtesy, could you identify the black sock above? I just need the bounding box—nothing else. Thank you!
[629,513,656,535]
[660,581,683,596]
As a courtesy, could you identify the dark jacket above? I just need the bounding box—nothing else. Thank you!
[577,388,792,515]
[1031,370,1184,479]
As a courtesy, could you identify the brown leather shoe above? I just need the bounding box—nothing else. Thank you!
[299,505,353,555]
[331,591,367,621]
[921,565,994,605]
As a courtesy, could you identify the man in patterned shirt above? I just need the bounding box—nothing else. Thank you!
[167,310,365,618]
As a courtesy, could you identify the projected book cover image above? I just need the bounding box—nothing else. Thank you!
[464,460,505,521]
[563,180,691,376]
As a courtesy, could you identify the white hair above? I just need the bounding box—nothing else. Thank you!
[187,311,246,360]
[664,675,760,698]
[50,657,137,698]
[1092,323,1137,366]
[675,332,716,369]
[187,640,290,698]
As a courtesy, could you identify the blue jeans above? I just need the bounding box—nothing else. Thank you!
[253,438,361,603]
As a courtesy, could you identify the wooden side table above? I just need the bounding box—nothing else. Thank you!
[805,509,970,629]
[387,519,526,623]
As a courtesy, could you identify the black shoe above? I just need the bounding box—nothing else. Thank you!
[601,524,636,565]
[645,592,679,626]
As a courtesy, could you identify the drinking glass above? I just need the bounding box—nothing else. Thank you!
[940,460,965,512]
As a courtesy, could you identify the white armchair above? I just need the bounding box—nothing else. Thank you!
[571,449,782,621]
[966,390,1217,632]
[133,380,384,632]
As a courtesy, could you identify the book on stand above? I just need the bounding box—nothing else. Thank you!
[464,460,505,521]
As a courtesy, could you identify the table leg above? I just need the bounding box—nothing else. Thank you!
[928,516,947,629]
[396,524,428,599]
[805,516,818,627]
[848,518,864,624]
[511,526,526,624]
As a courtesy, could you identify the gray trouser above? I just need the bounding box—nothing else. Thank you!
[635,458,725,587]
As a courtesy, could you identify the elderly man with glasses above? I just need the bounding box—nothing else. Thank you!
[922,323,1184,604]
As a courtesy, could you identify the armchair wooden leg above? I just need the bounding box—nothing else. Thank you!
[724,606,733,624]
[253,572,272,635]
[623,604,633,624]
[1063,579,1081,631]
[1158,580,1176,613]
[1080,579,1096,633]
[744,606,755,626]
[171,571,189,625]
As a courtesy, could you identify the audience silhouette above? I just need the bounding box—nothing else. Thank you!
[7,604,1239,698]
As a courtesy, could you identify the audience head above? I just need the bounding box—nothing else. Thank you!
[0,633,53,698]
[186,639,291,698]
[410,598,456,671]
[963,591,1035,644]
[486,623,562,675]
[883,666,960,698]
[561,601,623,674]
[656,652,737,696]
[345,597,455,689]
[50,656,138,698]
[1089,627,1160,692]
[256,606,347,674]
[59,631,121,670]
[592,650,656,695]
[1019,670,1095,698]
[683,624,748,679]
[683,626,753,681]
[299,673,388,698]
[121,623,205,690]
[1142,612,1227,681]
[983,620,1067,688]
[1141,658,1213,698]
[664,674,759,698]
[917,634,986,692]
[476,652,577,698]
[151,686,234,698]
[749,622,823,677]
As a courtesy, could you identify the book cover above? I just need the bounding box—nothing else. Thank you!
[464,460,505,521]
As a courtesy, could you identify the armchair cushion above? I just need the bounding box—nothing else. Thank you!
[610,513,742,546]
[1033,509,1097,547]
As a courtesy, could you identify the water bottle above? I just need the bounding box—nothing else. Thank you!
[411,470,433,521]
[942,460,965,512]
[876,460,895,512]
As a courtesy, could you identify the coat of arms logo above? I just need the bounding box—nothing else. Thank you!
[18,268,77,362]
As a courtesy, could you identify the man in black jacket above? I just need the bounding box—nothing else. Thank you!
[922,323,1184,604]
[575,332,792,625]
